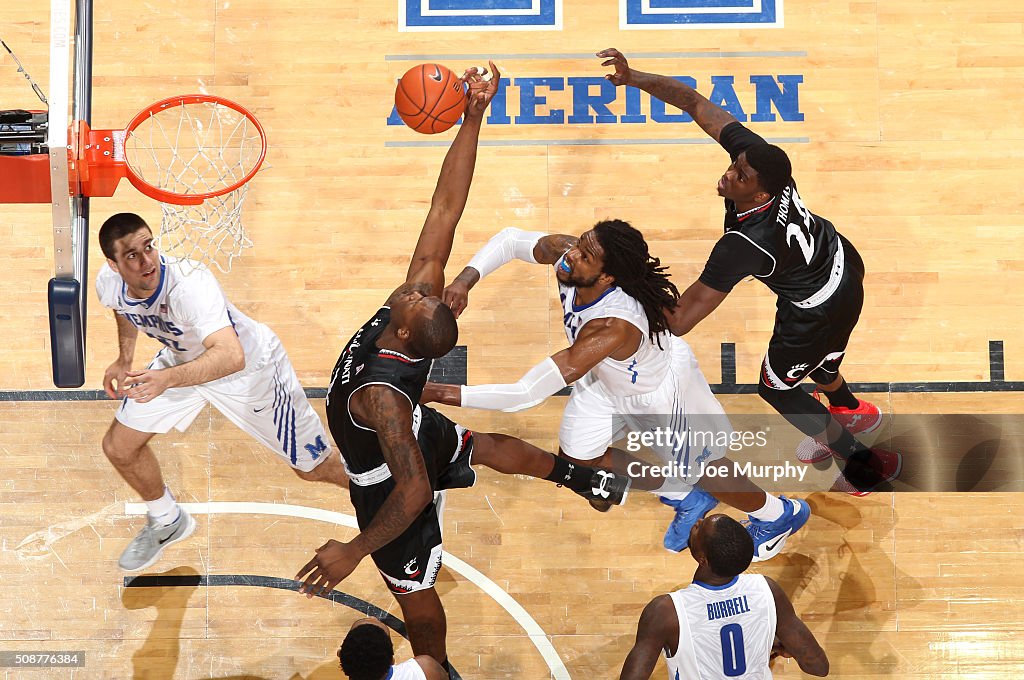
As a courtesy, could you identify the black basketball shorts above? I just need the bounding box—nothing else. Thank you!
[761,269,865,391]
[349,405,476,594]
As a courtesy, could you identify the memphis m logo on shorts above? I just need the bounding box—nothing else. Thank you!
[304,435,329,460]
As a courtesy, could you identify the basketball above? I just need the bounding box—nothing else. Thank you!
[394,63,466,134]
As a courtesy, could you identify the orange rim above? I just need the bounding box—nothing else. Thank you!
[122,94,267,205]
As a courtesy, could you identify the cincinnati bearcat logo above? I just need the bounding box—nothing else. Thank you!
[786,363,810,380]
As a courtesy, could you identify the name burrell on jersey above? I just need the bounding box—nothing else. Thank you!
[707,595,752,621]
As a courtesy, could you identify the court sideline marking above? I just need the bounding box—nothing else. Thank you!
[125,501,571,680]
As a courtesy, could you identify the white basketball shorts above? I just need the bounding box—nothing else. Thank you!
[115,326,331,472]
[559,337,729,486]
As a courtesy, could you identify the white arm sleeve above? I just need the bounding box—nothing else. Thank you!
[460,356,568,413]
[466,227,546,279]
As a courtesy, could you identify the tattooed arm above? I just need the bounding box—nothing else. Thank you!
[347,385,433,554]
[296,385,432,596]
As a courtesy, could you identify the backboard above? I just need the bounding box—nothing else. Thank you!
[0,0,90,387]
[47,0,91,389]
[3,0,264,386]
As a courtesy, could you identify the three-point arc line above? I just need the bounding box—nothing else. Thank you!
[122,573,444,673]
[123,501,571,680]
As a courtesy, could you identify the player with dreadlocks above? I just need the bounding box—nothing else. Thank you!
[423,220,810,560]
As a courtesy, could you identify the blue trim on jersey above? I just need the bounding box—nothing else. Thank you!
[121,257,167,308]
[385,668,394,680]
[693,576,739,591]
[571,285,618,312]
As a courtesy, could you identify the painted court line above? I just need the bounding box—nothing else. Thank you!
[125,501,571,680]
[386,137,811,148]
[386,51,807,60]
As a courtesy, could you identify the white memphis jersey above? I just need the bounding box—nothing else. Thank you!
[665,574,777,680]
[557,272,671,396]
[96,256,266,365]
[390,658,428,680]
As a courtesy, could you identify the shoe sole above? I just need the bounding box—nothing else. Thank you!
[796,448,835,465]
[120,512,197,573]
[617,480,630,507]
[751,499,811,562]
[663,494,720,553]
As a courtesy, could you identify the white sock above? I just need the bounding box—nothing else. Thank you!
[656,490,690,501]
[145,487,180,525]
[748,494,786,522]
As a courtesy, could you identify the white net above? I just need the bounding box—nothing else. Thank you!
[122,97,265,273]
[157,186,253,274]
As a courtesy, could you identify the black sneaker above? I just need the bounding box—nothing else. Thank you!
[574,469,630,511]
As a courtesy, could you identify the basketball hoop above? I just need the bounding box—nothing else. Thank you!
[120,95,266,272]
[60,94,268,272]
[0,92,266,272]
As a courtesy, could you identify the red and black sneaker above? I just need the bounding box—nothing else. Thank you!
[828,399,882,435]
[831,448,903,496]
[795,436,835,464]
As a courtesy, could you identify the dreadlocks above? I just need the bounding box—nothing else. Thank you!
[592,219,680,345]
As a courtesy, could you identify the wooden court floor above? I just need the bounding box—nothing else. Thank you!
[0,394,1022,679]
[2,0,1024,677]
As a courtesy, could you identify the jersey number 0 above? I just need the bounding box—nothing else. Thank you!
[719,623,747,677]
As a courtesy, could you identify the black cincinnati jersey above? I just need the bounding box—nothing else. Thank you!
[699,122,849,305]
[325,306,432,475]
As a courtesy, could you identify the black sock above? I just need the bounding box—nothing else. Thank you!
[544,456,594,493]
[828,427,871,461]
[823,380,859,410]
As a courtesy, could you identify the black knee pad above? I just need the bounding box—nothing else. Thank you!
[808,367,834,384]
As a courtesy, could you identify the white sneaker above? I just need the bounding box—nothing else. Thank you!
[118,508,196,572]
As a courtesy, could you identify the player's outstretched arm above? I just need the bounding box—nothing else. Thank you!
[766,577,830,676]
[296,385,432,598]
[421,317,631,411]
[443,231,578,317]
[403,62,501,298]
[666,280,729,336]
[598,48,737,142]
[619,595,677,680]
[103,313,140,399]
